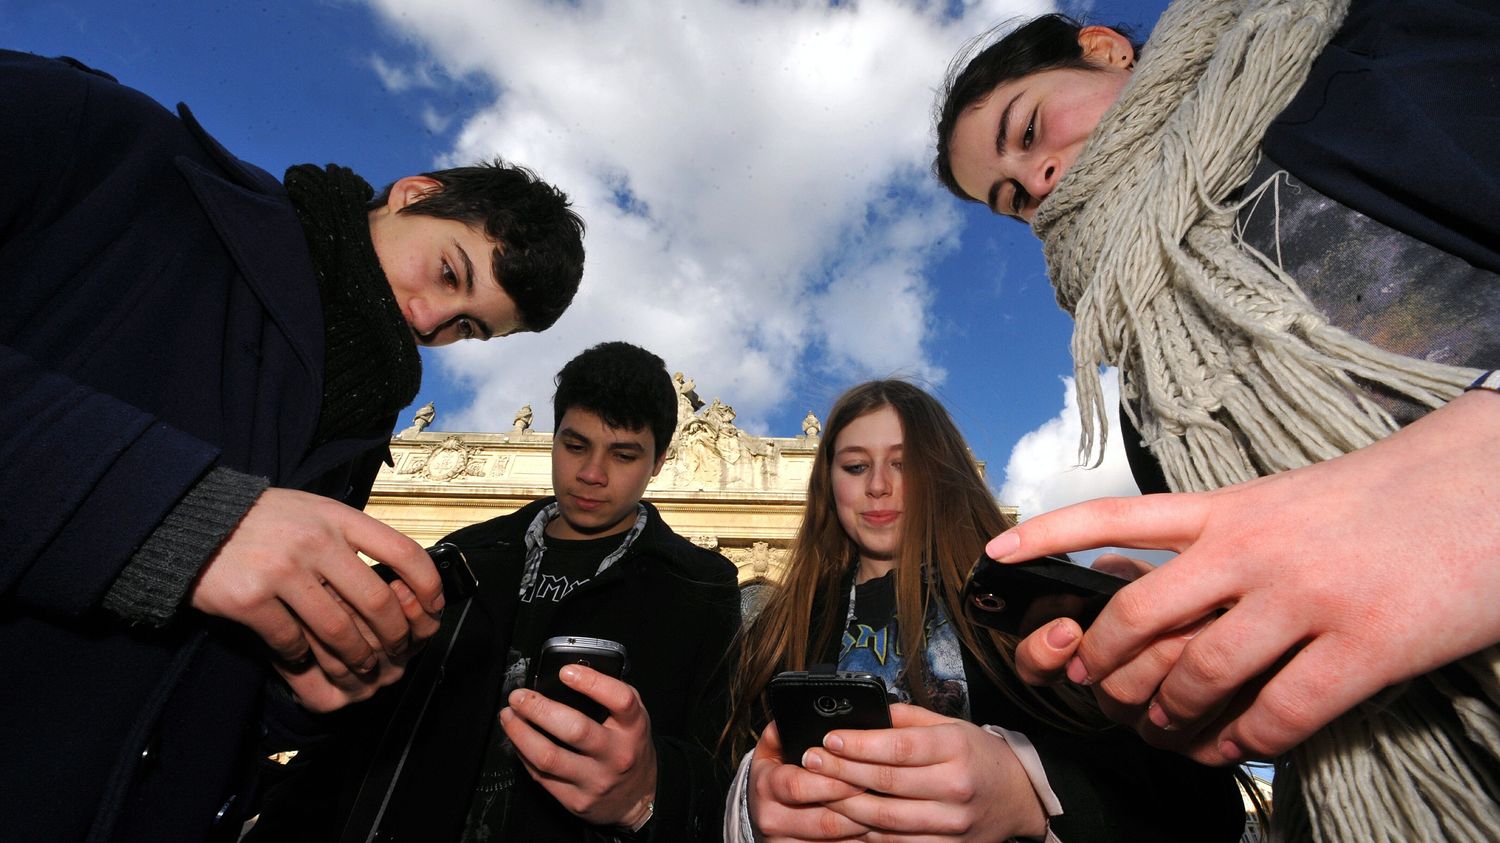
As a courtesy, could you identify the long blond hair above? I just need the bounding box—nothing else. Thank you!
[725,380,1102,756]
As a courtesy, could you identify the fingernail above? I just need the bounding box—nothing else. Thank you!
[432,592,447,612]
[391,637,410,657]
[1066,657,1091,685]
[511,689,531,706]
[499,707,513,723]
[560,665,580,682]
[1147,700,1175,731]
[1219,740,1243,762]
[357,655,378,674]
[987,530,1020,560]
[802,750,822,770]
[823,733,844,752]
[391,580,416,604]
[1046,620,1077,649]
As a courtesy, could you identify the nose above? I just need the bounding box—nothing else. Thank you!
[867,465,892,498]
[578,454,607,486]
[406,300,459,346]
[1021,156,1063,205]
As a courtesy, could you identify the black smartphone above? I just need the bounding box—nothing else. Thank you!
[528,636,629,723]
[371,541,480,603]
[768,669,892,765]
[962,554,1128,637]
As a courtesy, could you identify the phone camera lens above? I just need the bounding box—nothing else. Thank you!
[970,592,1005,612]
[814,695,839,715]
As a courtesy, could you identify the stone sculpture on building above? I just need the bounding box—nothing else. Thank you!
[395,401,436,439]
[512,403,533,434]
[801,410,821,440]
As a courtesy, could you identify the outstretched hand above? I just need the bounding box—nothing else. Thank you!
[189,487,444,711]
[991,391,1500,765]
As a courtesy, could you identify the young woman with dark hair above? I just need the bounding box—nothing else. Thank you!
[931,1,1500,839]
[722,380,1243,841]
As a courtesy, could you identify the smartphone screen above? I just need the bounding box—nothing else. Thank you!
[529,636,628,723]
[768,670,892,765]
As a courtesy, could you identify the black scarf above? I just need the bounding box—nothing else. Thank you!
[284,164,421,446]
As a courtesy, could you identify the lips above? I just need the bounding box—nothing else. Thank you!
[861,510,900,526]
[570,494,605,512]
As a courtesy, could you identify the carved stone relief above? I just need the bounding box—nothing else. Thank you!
[722,541,786,578]
[397,436,492,482]
[664,386,781,491]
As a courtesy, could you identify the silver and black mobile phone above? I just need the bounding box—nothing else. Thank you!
[528,636,629,723]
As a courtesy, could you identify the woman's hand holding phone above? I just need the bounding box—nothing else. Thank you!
[747,721,869,841]
[806,704,1049,841]
[747,703,1047,841]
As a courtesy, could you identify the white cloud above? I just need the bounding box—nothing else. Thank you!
[420,105,452,134]
[998,369,1173,565]
[359,0,1055,432]
[368,53,440,92]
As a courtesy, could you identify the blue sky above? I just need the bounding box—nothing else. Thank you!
[4,0,1172,517]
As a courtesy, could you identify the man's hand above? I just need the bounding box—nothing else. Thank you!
[270,578,430,713]
[808,704,1047,841]
[747,721,868,842]
[189,487,444,707]
[500,664,657,828]
[990,391,1500,765]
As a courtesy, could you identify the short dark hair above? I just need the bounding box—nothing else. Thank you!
[553,342,677,458]
[933,15,1125,203]
[373,159,585,331]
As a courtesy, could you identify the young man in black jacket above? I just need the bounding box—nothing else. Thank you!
[250,342,742,842]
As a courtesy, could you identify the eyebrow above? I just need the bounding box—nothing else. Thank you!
[986,89,1026,212]
[450,237,494,340]
[834,443,901,458]
[560,428,646,453]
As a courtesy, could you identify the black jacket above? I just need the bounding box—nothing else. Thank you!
[0,50,393,841]
[251,498,742,842]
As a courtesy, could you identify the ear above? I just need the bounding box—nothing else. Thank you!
[650,450,668,477]
[1077,25,1135,69]
[386,175,443,211]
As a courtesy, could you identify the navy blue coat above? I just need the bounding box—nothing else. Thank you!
[0,50,394,840]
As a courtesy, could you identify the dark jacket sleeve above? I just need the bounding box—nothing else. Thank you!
[643,552,742,841]
[0,345,221,614]
[965,645,1243,841]
[1027,726,1245,841]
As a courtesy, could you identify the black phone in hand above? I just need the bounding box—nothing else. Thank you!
[962,554,1128,637]
[769,669,892,765]
[528,636,629,723]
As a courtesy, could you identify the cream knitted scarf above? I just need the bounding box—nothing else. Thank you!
[1031,0,1500,838]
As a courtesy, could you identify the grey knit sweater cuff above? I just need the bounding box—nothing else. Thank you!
[103,467,270,627]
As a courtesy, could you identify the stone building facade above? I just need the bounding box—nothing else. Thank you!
[368,376,993,587]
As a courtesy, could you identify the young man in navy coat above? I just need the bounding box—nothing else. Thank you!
[0,49,585,841]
